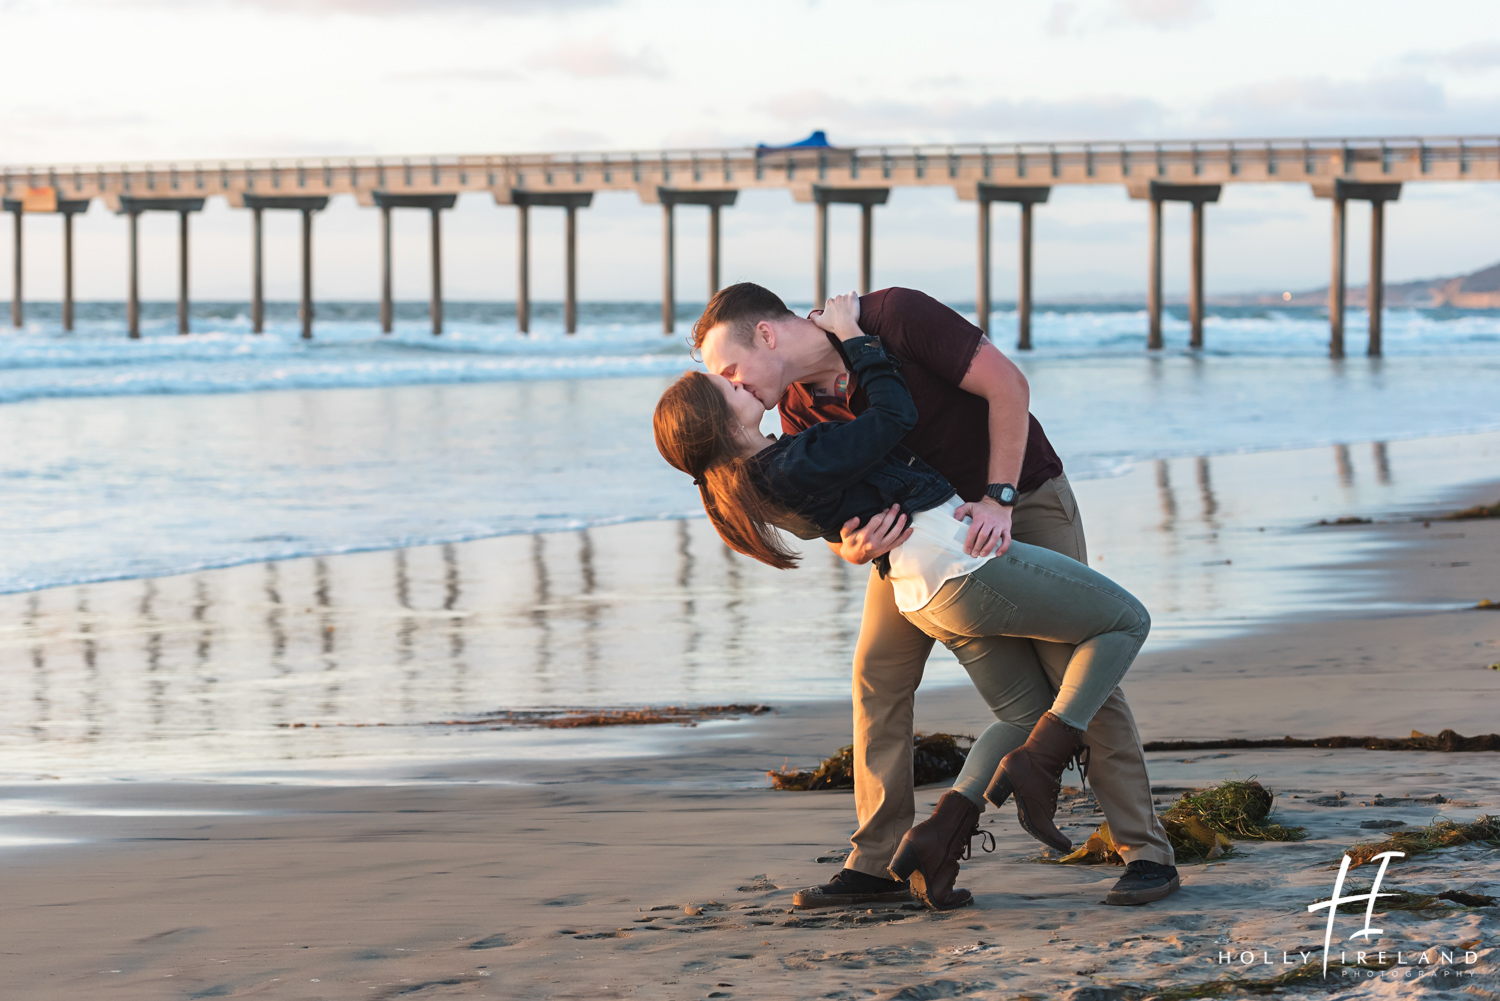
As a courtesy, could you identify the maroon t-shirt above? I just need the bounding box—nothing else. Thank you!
[778,287,1064,501]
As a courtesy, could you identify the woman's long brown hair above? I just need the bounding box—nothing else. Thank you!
[653,371,803,570]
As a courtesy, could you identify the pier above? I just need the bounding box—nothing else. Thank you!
[3,136,1497,353]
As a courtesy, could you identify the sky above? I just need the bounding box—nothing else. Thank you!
[2,0,1500,303]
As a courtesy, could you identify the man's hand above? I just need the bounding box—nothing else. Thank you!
[953,496,1013,558]
[829,504,913,565]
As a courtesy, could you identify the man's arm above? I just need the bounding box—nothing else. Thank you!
[829,339,1028,563]
[952,338,1030,557]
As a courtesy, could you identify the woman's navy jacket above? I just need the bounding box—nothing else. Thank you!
[748,334,957,544]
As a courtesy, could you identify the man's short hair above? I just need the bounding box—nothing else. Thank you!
[690,282,794,351]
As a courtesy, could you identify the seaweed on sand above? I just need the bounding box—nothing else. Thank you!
[1135,956,1400,1000]
[1340,814,1500,868]
[767,732,973,791]
[280,704,775,730]
[1055,814,1238,866]
[1171,779,1309,842]
[1057,779,1304,866]
[1346,885,1499,911]
[1437,499,1500,520]
[1142,728,1500,752]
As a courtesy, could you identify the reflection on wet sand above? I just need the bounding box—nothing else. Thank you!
[0,430,1494,777]
[1373,441,1392,485]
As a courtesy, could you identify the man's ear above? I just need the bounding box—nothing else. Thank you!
[756,320,777,352]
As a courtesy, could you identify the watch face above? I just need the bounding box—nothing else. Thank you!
[1000,486,1016,503]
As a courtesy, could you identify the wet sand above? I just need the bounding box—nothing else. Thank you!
[3,494,1498,998]
[5,431,1498,785]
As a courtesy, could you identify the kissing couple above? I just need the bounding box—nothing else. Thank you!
[654,283,1181,910]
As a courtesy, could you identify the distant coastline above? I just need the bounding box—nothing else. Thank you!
[1206,259,1500,309]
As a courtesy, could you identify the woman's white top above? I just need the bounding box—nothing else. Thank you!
[887,493,989,613]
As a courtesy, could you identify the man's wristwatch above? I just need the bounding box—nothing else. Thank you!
[985,483,1018,507]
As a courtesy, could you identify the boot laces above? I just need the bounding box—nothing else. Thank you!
[960,825,997,861]
[1068,744,1091,787]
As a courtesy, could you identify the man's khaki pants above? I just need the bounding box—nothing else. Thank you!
[845,474,1175,877]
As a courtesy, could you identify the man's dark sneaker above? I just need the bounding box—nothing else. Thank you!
[1105,860,1180,905]
[792,867,913,909]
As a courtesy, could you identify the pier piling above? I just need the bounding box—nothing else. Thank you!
[62,208,73,331]
[651,189,737,334]
[517,203,529,334]
[1190,201,1205,349]
[1129,181,1220,350]
[8,201,20,328]
[302,208,315,339]
[968,184,1050,348]
[128,210,139,338]
[367,192,457,336]
[1369,199,1384,357]
[565,204,577,334]
[809,187,889,304]
[54,199,88,332]
[234,195,328,338]
[504,191,593,334]
[661,201,674,334]
[252,207,264,333]
[709,203,722,296]
[430,206,443,337]
[381,205,392,333]
[107,196,205,338]
[976,199,990,335]
[1312,180,1400,358]
[178,209,190,335]
[815,200,828,304]
[1148,196,1162,349]
[859,203,873,294]
[1330,194,1346,358]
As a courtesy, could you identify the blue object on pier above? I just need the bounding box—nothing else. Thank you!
[756,130,832,155]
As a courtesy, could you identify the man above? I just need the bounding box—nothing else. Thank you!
[693,283,1178,907]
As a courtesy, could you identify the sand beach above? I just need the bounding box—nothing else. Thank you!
[2,451,1497,1000]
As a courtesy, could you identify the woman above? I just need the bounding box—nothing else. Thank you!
[653,293,1151,910]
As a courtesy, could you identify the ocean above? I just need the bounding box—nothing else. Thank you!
[1,300,1498,594]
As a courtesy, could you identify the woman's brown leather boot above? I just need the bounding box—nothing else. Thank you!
[887,790,993,910]
[983,712,1087,852]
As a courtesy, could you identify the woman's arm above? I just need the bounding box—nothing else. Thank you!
[766,293,919,497]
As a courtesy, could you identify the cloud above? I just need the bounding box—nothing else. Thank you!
[538,127,613,150]
[385,68,524,83]
[1188,72,1500,138]
[526,36,666,79]
[1,107,153,131]
[1210,74,1446,117]
[1405,41,1500,74]
[762,90,1169,144]
[1048,0,1207,35]
[102,0,616,14]
[1115,0,1206,26]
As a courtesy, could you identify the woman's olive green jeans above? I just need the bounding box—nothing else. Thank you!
[900,540,1151,807]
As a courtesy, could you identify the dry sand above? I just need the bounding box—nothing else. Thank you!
[3,509,1499,999]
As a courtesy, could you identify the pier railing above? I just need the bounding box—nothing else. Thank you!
[5,135,1499,354]
[6,136,1498,201]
